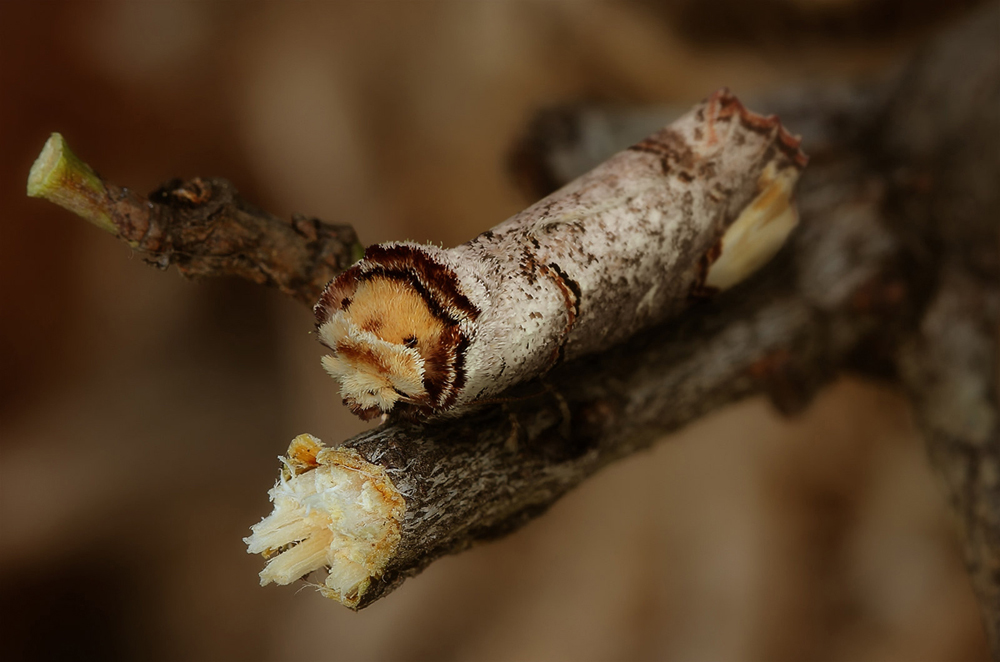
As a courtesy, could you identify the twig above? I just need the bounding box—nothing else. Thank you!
[27,133,362,305]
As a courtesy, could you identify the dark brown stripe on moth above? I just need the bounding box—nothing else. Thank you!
[539,262,582,367]
[545,263,581,325]
[315,243,479,413]
[351,266,471,410]
[443,333,471,409]
[359,268,466,328]
[314,264,363,323]
[420,324,462,406]
[361,244,480,322]
[628,140,670,157]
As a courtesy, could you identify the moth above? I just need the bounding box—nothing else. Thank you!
[314,89,807,420]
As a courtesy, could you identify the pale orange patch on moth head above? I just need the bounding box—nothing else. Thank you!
[317,275,448,419]
[314,243,480,420]
[342,276,448,363]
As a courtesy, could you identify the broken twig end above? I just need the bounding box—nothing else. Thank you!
[27,133,116,235]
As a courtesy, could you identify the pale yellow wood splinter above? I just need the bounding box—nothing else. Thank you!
[244,434,406,608]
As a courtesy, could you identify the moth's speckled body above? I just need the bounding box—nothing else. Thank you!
[315,89,807,420]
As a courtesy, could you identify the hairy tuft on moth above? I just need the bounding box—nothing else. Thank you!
[315,89,809,421]
[315,243,479,420]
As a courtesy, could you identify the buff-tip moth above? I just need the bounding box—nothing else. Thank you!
[315,89,808,420]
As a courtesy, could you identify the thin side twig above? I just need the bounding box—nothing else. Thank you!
[27,133,362,305]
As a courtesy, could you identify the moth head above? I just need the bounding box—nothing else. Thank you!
[314,245,479,420]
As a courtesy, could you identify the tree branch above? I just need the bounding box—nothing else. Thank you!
[245,130,907,609]
[878,5,1000,645]
[26,3,998,650]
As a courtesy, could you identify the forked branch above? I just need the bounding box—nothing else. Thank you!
[27,5,998,651]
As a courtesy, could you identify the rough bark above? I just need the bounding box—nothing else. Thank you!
[879,6,1000,646]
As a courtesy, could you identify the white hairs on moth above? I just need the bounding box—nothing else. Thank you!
[314,89,809,421]
[318,313,427,413]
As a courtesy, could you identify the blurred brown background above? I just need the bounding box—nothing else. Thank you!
[0,1,991,660]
